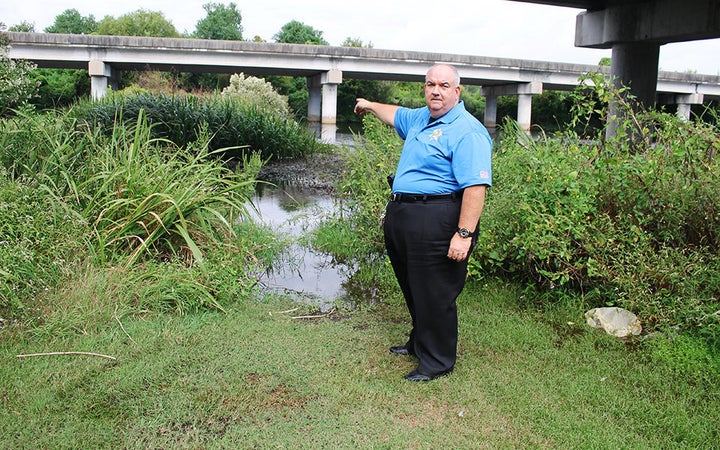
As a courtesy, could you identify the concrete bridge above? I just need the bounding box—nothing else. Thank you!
[6,31,720,140]
[511,0,720,136]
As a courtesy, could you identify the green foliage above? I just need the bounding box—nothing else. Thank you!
[389,81,425,108]
[337,79,394,123]
[266,75,308,120]
[31,69,90,109]
[44,9,98,34]
[644,331,720,383]
[341,37,371,48]
[0,107,270,318]
[71,92,321,160]
[222,73,291,118]
[472,76,720,340]
[0,30,38,116]
[8,22,34,32]
[83,113,260,270]
[273,20,329,45]
[0,175,87,317]
[95,9,179,37]
[194,2,243,40]
[332,114,402,254]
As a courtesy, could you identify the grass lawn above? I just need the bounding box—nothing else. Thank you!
[1,280,718,449]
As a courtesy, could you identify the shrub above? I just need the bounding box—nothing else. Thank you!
[222,72,291,118]
[332,114,401,255]
[472,76,720,340]
[0,31,38,116]
[0,175,87,318]
[0,107,268,319]
[71,92,322,161]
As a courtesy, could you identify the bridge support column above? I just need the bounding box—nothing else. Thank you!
[606,43,660,138]
[307,70,342,143]
[88,60,113,100]
[517,94,533,132]
[307,76,322,123]
[659,92,704,121]
[483,95,498,130]
[481,81,543,133]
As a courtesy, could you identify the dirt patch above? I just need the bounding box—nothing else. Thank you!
[258,151,345,193]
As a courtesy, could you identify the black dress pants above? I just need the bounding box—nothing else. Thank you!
[383,197,473,375]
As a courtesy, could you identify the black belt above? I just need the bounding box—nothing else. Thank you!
[390,192,461,202]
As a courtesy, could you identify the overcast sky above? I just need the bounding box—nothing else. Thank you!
[2,0,720,75]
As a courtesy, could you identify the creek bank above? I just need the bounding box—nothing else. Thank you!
[257,151,344,192]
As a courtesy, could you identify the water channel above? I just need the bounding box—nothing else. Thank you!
[248,142,360,311]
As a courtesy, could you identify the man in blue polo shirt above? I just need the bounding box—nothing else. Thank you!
[354,63,492,382]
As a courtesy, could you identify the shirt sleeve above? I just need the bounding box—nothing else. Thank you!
[393,107,410,140]
[452,132,493,188]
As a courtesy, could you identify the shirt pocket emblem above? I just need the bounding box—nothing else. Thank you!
[429,128,443,141]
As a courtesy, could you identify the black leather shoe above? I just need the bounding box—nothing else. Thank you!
[404,368,453,382]
[389,345,412,356]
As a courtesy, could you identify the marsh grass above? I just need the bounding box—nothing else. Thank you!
[1,107,265,318]
[2,280,718,448]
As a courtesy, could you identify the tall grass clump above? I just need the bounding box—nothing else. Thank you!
[71,91,322,161]
[1,106,272,322]
[473,74,720,344]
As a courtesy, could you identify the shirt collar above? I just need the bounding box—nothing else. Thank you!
[426,100,465,126]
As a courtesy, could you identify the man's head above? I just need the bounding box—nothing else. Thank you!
[424,64,461,118]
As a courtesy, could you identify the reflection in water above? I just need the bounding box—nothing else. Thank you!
[250,183,350,311]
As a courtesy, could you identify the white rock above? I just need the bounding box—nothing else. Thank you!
[585,307,642,337]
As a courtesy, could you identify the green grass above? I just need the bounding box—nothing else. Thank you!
[2,280,717,449]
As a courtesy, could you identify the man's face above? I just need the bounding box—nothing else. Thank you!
[424,65,461,118]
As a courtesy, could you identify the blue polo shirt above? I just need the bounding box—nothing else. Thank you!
[392,101,492,194]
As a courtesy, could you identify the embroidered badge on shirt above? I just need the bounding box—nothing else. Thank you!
[429,128,443,141]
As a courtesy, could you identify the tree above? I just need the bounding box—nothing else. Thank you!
[44,9,98,34]
[194,2,243,40]
[342,37,371,48]
[96,10,179,37]
[35,9,99,108]
[8,22,35,32]
[0,28,38,115]
[336,37,393,122]
[273,20,328,45]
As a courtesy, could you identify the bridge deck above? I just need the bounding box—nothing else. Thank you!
[7,32,720,97]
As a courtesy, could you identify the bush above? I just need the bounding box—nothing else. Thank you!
[0,107,270,320]
[0,174,87,318]
[0,31,38,117]
[472,78,720,341]
[71,92,322,161]
[332,114,401,255]
[222,73,291,118]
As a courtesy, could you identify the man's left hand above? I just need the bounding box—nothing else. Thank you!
[447,234,473,262]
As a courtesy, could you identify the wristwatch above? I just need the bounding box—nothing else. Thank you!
[456,227,475,239]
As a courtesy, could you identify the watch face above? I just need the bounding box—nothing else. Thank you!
[458,228,470,238]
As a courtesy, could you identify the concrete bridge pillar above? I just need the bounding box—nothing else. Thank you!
[483,94,498,130]
[659,92,704,121]
[320,69,342,124]
[307,69,342,143]
[307,75,322,123]
[481,81,543,132]
[517,94,533,132]
[606,43,660,138]
[88,60,113,100]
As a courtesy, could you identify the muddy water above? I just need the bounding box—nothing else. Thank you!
[250,182,351,311]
